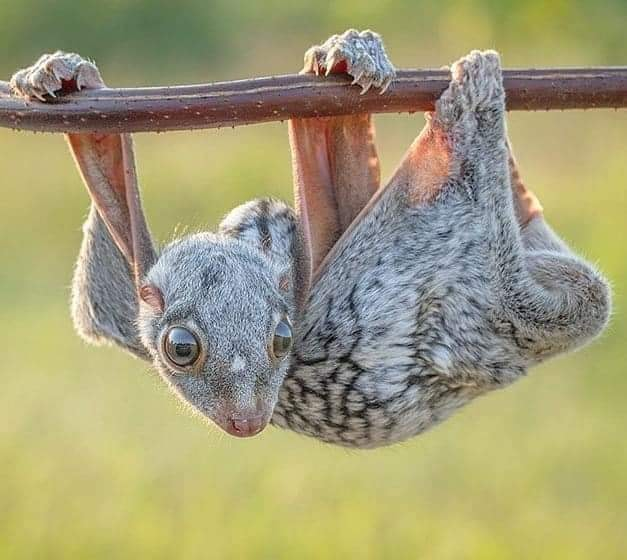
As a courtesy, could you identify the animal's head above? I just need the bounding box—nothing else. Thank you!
[138,228,298,437]
[69,133,308,437]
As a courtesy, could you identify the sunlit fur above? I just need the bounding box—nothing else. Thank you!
[14,33,610,448]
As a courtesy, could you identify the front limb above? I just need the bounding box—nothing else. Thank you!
[289,29,395,274]
[11,53,153,360]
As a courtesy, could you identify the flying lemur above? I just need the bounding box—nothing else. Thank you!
[11,30,610,448]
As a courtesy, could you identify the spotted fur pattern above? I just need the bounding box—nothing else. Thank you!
[271,49,611,447]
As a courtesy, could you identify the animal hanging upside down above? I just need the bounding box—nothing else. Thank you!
[10,30,610,448]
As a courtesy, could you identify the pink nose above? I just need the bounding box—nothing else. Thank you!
[226,415,266,437]
[214,402,271,438]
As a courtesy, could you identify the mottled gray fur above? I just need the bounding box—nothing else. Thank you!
[11,31,611,448]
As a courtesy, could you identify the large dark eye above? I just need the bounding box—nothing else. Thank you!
[272,318,293,360]
[163,327,200,367]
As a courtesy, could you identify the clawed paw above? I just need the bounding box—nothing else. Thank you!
[302,29,396,94]
[441,50,504,114]
[450,50,504,109]
[434,49,505,131]
[10,51,104,101]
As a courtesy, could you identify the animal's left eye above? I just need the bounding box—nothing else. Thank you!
[271,318,293,360]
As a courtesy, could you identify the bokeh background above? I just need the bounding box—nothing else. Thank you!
[1,1,626,558]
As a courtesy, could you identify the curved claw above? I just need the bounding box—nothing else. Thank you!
[324,48,343,75]
[44,84,58,97]
[379,77,393,94]
[351,70,365,86]
[9,51,104,101]
[359,81,373,95]
[302,28,396,95]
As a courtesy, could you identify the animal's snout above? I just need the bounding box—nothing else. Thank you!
[227,415,266,437]
[213,402,272,438]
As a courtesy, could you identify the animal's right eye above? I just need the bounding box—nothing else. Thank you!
[271,318,293,360]
[163,326,200,368]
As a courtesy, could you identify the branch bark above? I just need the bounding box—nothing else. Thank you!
[1,68,626,134]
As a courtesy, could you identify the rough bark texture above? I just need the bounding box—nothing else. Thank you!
[1,67,626,134]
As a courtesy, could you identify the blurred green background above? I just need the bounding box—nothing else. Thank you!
[1,1,626,558]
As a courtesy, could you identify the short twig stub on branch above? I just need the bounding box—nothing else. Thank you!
[1,68,626,134]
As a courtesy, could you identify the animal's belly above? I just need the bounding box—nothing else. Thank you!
[283,202,500,446]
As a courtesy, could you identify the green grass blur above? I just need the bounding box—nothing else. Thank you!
[1,2,626,558]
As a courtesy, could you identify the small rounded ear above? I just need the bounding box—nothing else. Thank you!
[139,284,165,313]
[278,273,291,293]
[66,132,157,289]
[219,198,311,315]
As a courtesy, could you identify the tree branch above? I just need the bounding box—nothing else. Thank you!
[1,68,626,134]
